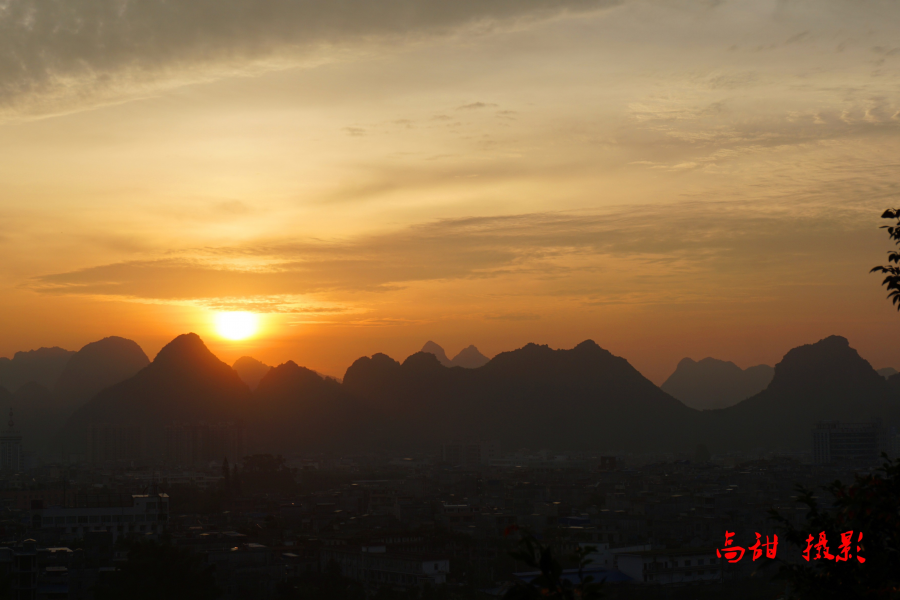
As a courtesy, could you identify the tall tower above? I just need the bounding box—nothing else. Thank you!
[0,408,23,472]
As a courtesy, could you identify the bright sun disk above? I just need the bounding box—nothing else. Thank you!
[215,311,259,340]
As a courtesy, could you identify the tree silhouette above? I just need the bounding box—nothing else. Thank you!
[503,528,603,599]
[870,208,900,309]
[768,454,900,598]
[95,538,220,600]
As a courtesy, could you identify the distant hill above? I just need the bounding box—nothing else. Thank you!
[60,333,250,454]
[0,347,75,392]
[232,356,272,390]
[53,337,150,412]
[877,367,898,379]
[348,340,698,451]
[49,332,900,457]
[703,336,900,451]
[252,362,369,451]
[419,341,490,369]
[451,345,490,368]
[661,357,774,410]
[420,342,452,366]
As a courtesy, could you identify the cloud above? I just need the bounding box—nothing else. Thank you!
[0,0,619,117]
[343,126,367,137]
[28,196,881,312]
[457,102,498,110]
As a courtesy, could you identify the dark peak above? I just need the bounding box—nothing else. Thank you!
[778,335,853,366]
[342,352,403,396]
[369,353,401,368]
[270,360,319,377]
[343,352,401,380]
[233,356,270,370]
[152,333,225,373]
[522,342,551,351]
[257,360,323,388]
[77,336,145,355]
[402,351,445,371]
[698,357,735,366]
[570,340,615,359]
[154,333,206,360]
[876,367,898,379]
[450,345,490,369]
[11,346,74,361]
[661,355,774,410]
[769,335,878,391]
[420,341,451,366]
[232,355,272,391]
[53,336,150,403]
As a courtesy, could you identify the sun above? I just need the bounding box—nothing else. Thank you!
[215,311,259,341]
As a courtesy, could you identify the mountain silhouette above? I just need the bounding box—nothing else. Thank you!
[232,356,272,390]
[60,333,251,455]
[53,337,150,412]
[450,345,490,368]
[420,341,452,366]
[420,341,490,368]
[877,367,898,379]
[703,336,899,451]
[0,347,75,392]
[661,357,774,410]
[346,340,698,450]
[47,332,900,457]
[252,361,369,451]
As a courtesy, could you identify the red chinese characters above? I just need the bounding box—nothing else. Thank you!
[802,531,865,563]
[716,531,745,563]
[748,533,778,560]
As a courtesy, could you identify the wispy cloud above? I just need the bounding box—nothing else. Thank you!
[0,0,620,118]
[28,194,882,313]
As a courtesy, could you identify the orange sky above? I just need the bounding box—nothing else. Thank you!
[2,0,900,384]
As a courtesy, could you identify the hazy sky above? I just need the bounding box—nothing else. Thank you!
[3,0,900,383]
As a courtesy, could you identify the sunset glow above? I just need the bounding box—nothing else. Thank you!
[215,312,259,341]
[1,0,900,381]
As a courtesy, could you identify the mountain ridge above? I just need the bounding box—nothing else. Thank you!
[51,332,899,457]
[661,356,774,410]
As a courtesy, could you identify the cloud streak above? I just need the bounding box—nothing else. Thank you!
[0,0,619,117]
[28,197,878,313]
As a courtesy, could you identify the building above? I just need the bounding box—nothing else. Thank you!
[0,409,23,473]
[320,546,449,588]
[440,440,500,467]
[89,424,143,463]
[812,421,886,464]
[30,494,169,542]
[616,549,722,585]
[165,422,245,466]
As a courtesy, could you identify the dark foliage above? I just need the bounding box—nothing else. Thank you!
[871,208,900,310]
[769,454,900,599]
[95,538,220,600]
[504,529,602,599]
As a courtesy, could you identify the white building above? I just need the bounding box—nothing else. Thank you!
[31,494,169,542]
[616,548,722,585]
